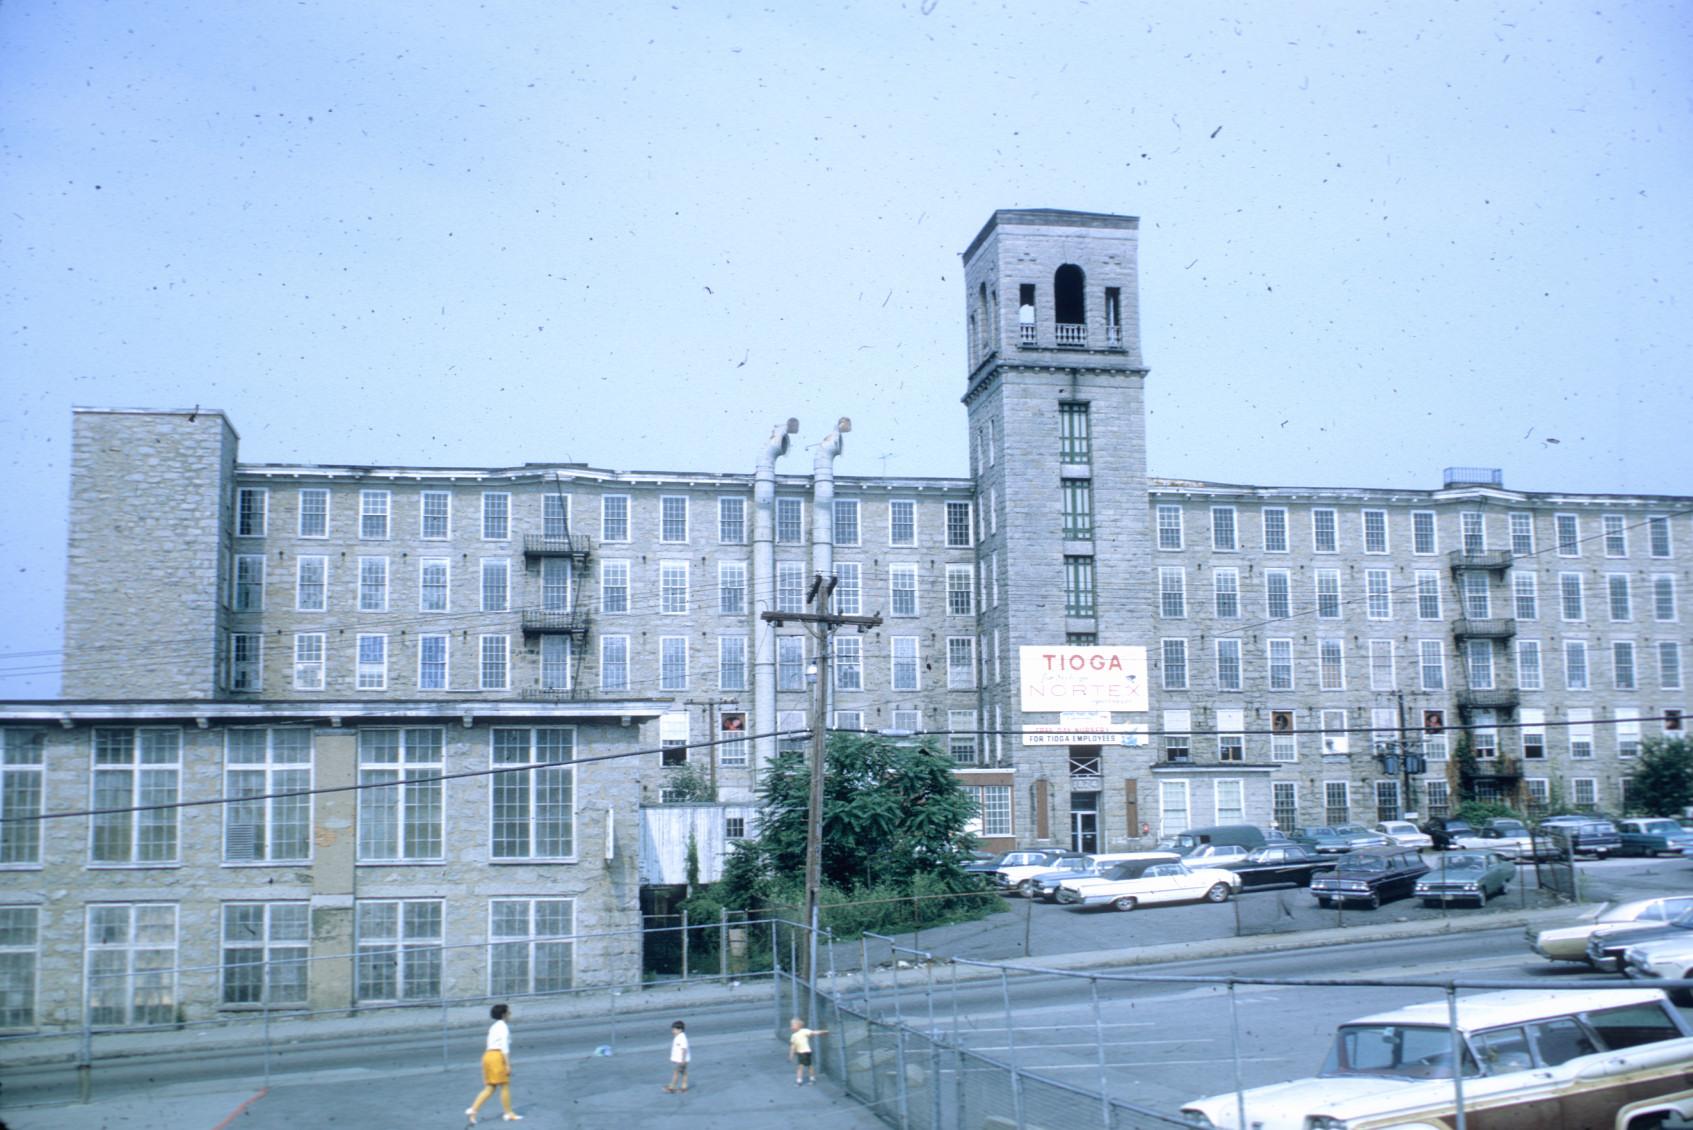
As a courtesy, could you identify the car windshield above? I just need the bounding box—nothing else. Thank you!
[1637,819,1683,835]
[1440,853,1486,870]
[1343,855,1390,873]
[1321,1024,1479,1080]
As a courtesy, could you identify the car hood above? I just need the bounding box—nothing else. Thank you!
[1627,934,1693,961]
[1184,1075,1462,1130]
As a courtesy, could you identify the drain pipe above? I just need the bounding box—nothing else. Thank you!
[754,419,799,769]
[812,418,851,587]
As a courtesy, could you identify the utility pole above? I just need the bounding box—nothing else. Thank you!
[761,574,881,1004]
[1396,691,1414,818]
[683,697,740,799]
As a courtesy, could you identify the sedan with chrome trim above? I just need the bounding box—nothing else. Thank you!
[1055,859,1240,911]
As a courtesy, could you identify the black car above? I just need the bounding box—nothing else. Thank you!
[1586,905,1693,971]
[1544,819,1623,858]
[1420,817,1476,851]
[1219,844,1337,889]
[1310,846,1431,909]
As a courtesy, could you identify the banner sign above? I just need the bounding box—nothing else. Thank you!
[1019,646,1148,713]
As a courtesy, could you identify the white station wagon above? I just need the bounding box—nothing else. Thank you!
[1055,858,1239,911]
[1181,988,1693,1130]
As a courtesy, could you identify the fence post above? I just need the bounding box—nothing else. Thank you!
[1448,985,1468,1130]
[861,934,871,1006]
[1228,980,1246,1130]
[720,907,729,981]
[682,908,690,982]
[1090,976,1110,1129]
[262,990,272,1089]
[76,1007,92,1104]
[930,1034,944,1130]
[771,919,782,1035]
[894,1024,912,1130]
[1001,969,1024,1130]
[441,992,450,1072]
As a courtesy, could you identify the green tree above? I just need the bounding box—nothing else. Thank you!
[1629,737,1693,817]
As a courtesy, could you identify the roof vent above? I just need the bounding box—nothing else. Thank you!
[1443,467,1503,488]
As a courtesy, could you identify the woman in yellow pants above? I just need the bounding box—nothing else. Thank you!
[466,1003,521,1123]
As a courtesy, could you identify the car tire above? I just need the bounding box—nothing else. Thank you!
[1112,896,1138,912]
[1205,883,1231,904]
[1316,896,1331,909]
[1367,893,1381,910]
[1018,880,1034,897]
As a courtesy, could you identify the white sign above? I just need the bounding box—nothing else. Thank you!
[1024,724,1149,747]
[1019,646,1148,713]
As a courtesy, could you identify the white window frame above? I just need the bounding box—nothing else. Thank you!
[479,634,509,691]
[1261,507,1288,553]
[359,489,390,540]
[354,898,444,1003]
[420,634,451,691]
[718,636,747,693]
[355,728,445,863]
[659,636,689,691]
[0,731,46,868]
[356,634,388,690]
[600,559,630,614]
[490,728,576,862]
[420,490,451,540]
[85,903,178,1027]
[600,636,629,691]
[947,637,976,689]
[233,555,265,612]
[219,901,310,1007]
[358,556,389,612]
[236,487,268,538]
[1361,509,1388,554]
[888,499,917,547]
[660,560,689,615]
[1411,510,1437,555]
[90,728,181,866]
[600,494,630,543]
[891,636,920,692]
[1156,504,1183,550]
[488,898,575,997]
[298,488,329,538]
[1311,508,1337,553]
[890,564,919,617]
[296,556,328,612]
[480,558,510,613]
[293,633,325,691]
[718,561,747,615]
[661,495,691,544]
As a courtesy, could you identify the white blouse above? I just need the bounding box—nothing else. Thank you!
[486,1019,511,1056]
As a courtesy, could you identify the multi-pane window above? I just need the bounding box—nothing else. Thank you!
[358,557,388,612]
[1564,640,1589,690]
[946,564,974,615]
[1216,638,1242,691]
[293,633,325,690]
[1362,510,1388,553]
[1418,640,1445,691]
[718,562,747,615]
[834,710,865,732]
[236,488,268,537]
[1363,569,1391,620]
[777,637,806,691]
[718,636,747,692]
[296,556,327,611]
[833,499,860,546]
[1466,639,1494,689]
[947,637,976,689]
[948,710,978,765]
[888,500,916,546]
[1323,782,1349,826]
[891,637,920,691]
[1559,573,1585,621]
[1213,569,1240,618]
[1163,709,1192,763]
[662,496,691,543]
[1425,780,1450,820]
[1262,507,1288,553]
[1569,709,1595,761]
[1268,639,1293,690]
[420,634,451,690]
[1555,513,1580,556]
[1517,639,1543,690]
[1160,781,1190,835]
[357,729,443,862]
[660,561,689,614]
[1315,570,1341,618]
[1159,567,1186,618]
[1369,640,1395,690]
[0,905,39,1027]
[1617,711,1642,758]
[481,559,509,612]
[974,785,1012,837]
[224,729,311,863]
[600,636,629,691]
[601,495,630,542]
[1065,556,1096,618]
[479,635,508,690]
[359,490,390,539]
[228,633,262,692]
[1613,641,1637,690]
[890,564,919,616]
[660,637,688,691]
[774,497,803,544]
[1,731,45,866]
[718,496,746,544]
[946,501,973,547]
[1319,710,1350,756]
[832,637,860,691]
[298,488,329,538]
[489,899,574,997]
[538,636,569,692]
[832,562,862,615]
[481,493,510,540]
[408,558,446,613]
[1319,640,1345,690]
[92,729,180,865]
[356,900,443,1003]
[1376,780,1402,823]
[1508,512,1533,556]
[542,494,570,539]
[491,728,575,860]
[420,490,450,539]
[541,557,571,612]
[1061,481,1093,540]
[1216,718,1244,765]
[1265,570,1291,620]
[1520,708,1546,759]
[777,562,806,614]
[1156,504,1183,549]
[1412,511,1437,555]
[600,560,630,614]
[1659,641,1682,689]
[1312,508,1337,553]
[1654,575,1678,622]
[1212,506,1237,551]
[1460,512,1485,554]
[86,904,177,1027]
[1416,571,1441,620]
[1603,514,1627,557]
[1059,402,1091,463]
[1607,574,1632,621]
[1513,573,1538,620]
[233,555,265,612]
[1272,783,1298,832]
[220,902,308,1006]
[1162,639,1188,690]
[1647,515,1672,557]
[1462,572,1491,619]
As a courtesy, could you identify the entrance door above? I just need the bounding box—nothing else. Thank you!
[1071,792,1100,853]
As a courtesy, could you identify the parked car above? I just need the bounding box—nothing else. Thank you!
[1310,846,1430,909]
[1544,819,1623,858]
[991,849,1086,894]
[1527,895,1693,964]
[1374,820,1434,849]
[1216,843,1337,889]
[1157,823,1271,855]
[1588,904,1693,972]
[1618,817,1693,857]
[1419,816,1477,850]
[1055,858,1240,911]
[963,851,1007,877]
[1414,851,1515,907]
[1180,988,1693,1130]
[1623,934,1693,1003]
[1181,843,1251,868]
[1450,825,1536,859]
[1022,852,1177,901]
[1332,823,1391,849]
[1293,825,1363,855]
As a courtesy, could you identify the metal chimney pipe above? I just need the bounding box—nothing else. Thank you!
[753,418,799,768]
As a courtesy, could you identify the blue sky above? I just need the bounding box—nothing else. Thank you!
[3,1,1690,696]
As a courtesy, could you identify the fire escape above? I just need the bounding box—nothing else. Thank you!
[1448,546,1522,800]
[520,486,593,699]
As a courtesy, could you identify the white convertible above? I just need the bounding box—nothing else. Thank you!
[1054,858,1240,911]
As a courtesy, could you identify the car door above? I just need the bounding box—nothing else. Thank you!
[1139,863,1189,904]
